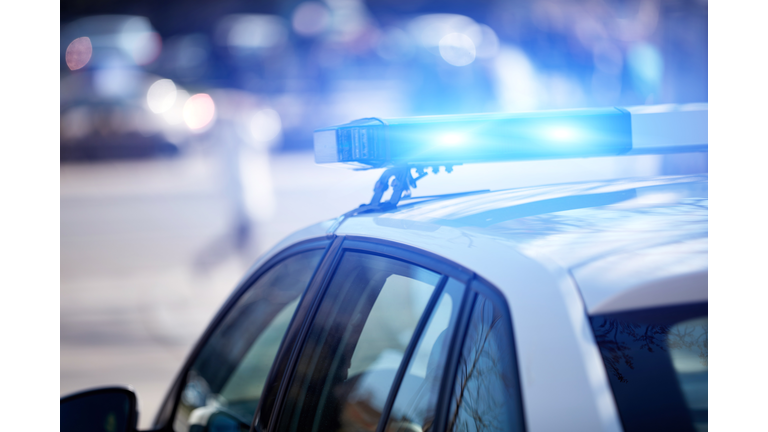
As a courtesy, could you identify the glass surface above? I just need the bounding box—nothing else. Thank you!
[590,303,707,432]
[173,249,324,432]
[448,295,525,432]
[385,278,465,432]
[668,316,708,429]
[276,251,442,432]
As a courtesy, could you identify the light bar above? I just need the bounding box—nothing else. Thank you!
[314,104,707,169]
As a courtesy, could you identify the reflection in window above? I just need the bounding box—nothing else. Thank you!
[386,279,466,432]
[174,250,324,432]
[590,304,707,432]
[448,295,525,432]
[668,317,708,430]
[276,252,442,432]
[219,298,301,402]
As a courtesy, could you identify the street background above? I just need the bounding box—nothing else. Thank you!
[61,152,380,425]
[59,0,708,428]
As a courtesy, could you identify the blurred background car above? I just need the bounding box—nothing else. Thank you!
[60,0,708,427]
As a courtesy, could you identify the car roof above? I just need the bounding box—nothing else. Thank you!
[379,174,706,263]
[268,173,708,315]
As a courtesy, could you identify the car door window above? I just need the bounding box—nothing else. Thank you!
[384,278,466,432]
[590,303,707,432]
[275,251,443,432]
[173,249,324,432]
[448,293,525,432]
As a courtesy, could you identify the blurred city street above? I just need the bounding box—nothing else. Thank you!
[60,151,381,427]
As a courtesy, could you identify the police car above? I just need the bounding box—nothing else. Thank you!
[61,104,708,432]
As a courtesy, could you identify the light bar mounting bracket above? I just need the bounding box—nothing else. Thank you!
[356,164,456,213]
[327,164,459,236]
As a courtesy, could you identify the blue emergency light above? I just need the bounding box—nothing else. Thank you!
[314,104,707,169]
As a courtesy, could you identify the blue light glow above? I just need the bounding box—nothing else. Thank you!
[545,126,579,142]
[437,133,466,146]
[314,105,708,168]
[316,108,632,167]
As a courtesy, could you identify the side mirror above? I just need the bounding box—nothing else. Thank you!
[61,386,139,432]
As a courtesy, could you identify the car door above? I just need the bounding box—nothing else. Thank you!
[264,238,526,432]
[151,239,331,432]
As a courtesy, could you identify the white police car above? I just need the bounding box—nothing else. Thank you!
[61,104,708,432]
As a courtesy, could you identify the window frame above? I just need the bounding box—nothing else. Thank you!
[151,237,333,432]
[152,234,525,432]
[436,278,527,432]
[589,301,708,432]
[265,235,524,432]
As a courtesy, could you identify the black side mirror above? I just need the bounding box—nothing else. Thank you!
[61,386,139,432]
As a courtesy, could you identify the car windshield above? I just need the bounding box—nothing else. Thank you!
[590,303,707,432]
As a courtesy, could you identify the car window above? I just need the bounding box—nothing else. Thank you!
[448,293,525,432]
[590,303,707,432]
[275,251,443,432]
[384,278,466,432]
[173,249,324,432]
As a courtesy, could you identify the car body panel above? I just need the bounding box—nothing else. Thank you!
[174,173,706,432]
[576,236,707,315]
[290,173,705,432]
[340,174,707,309]
[337,218,623,431]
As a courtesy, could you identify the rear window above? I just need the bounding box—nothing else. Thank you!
[590,303,707,432]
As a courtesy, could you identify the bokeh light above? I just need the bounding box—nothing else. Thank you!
[162,89,190,126]
[183,93,216,131]
[493,46,539,111]
[220,14,288,51]
[120,17,162,65]
[65,37,92,71]
[323,0,370,43]
[292,2,330,37]
[250,109,282,143]
[475,25,500,59]
[627,43,664,98]
[409,14,477,49]
[439,33,476,66]
[147,79,177,114]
